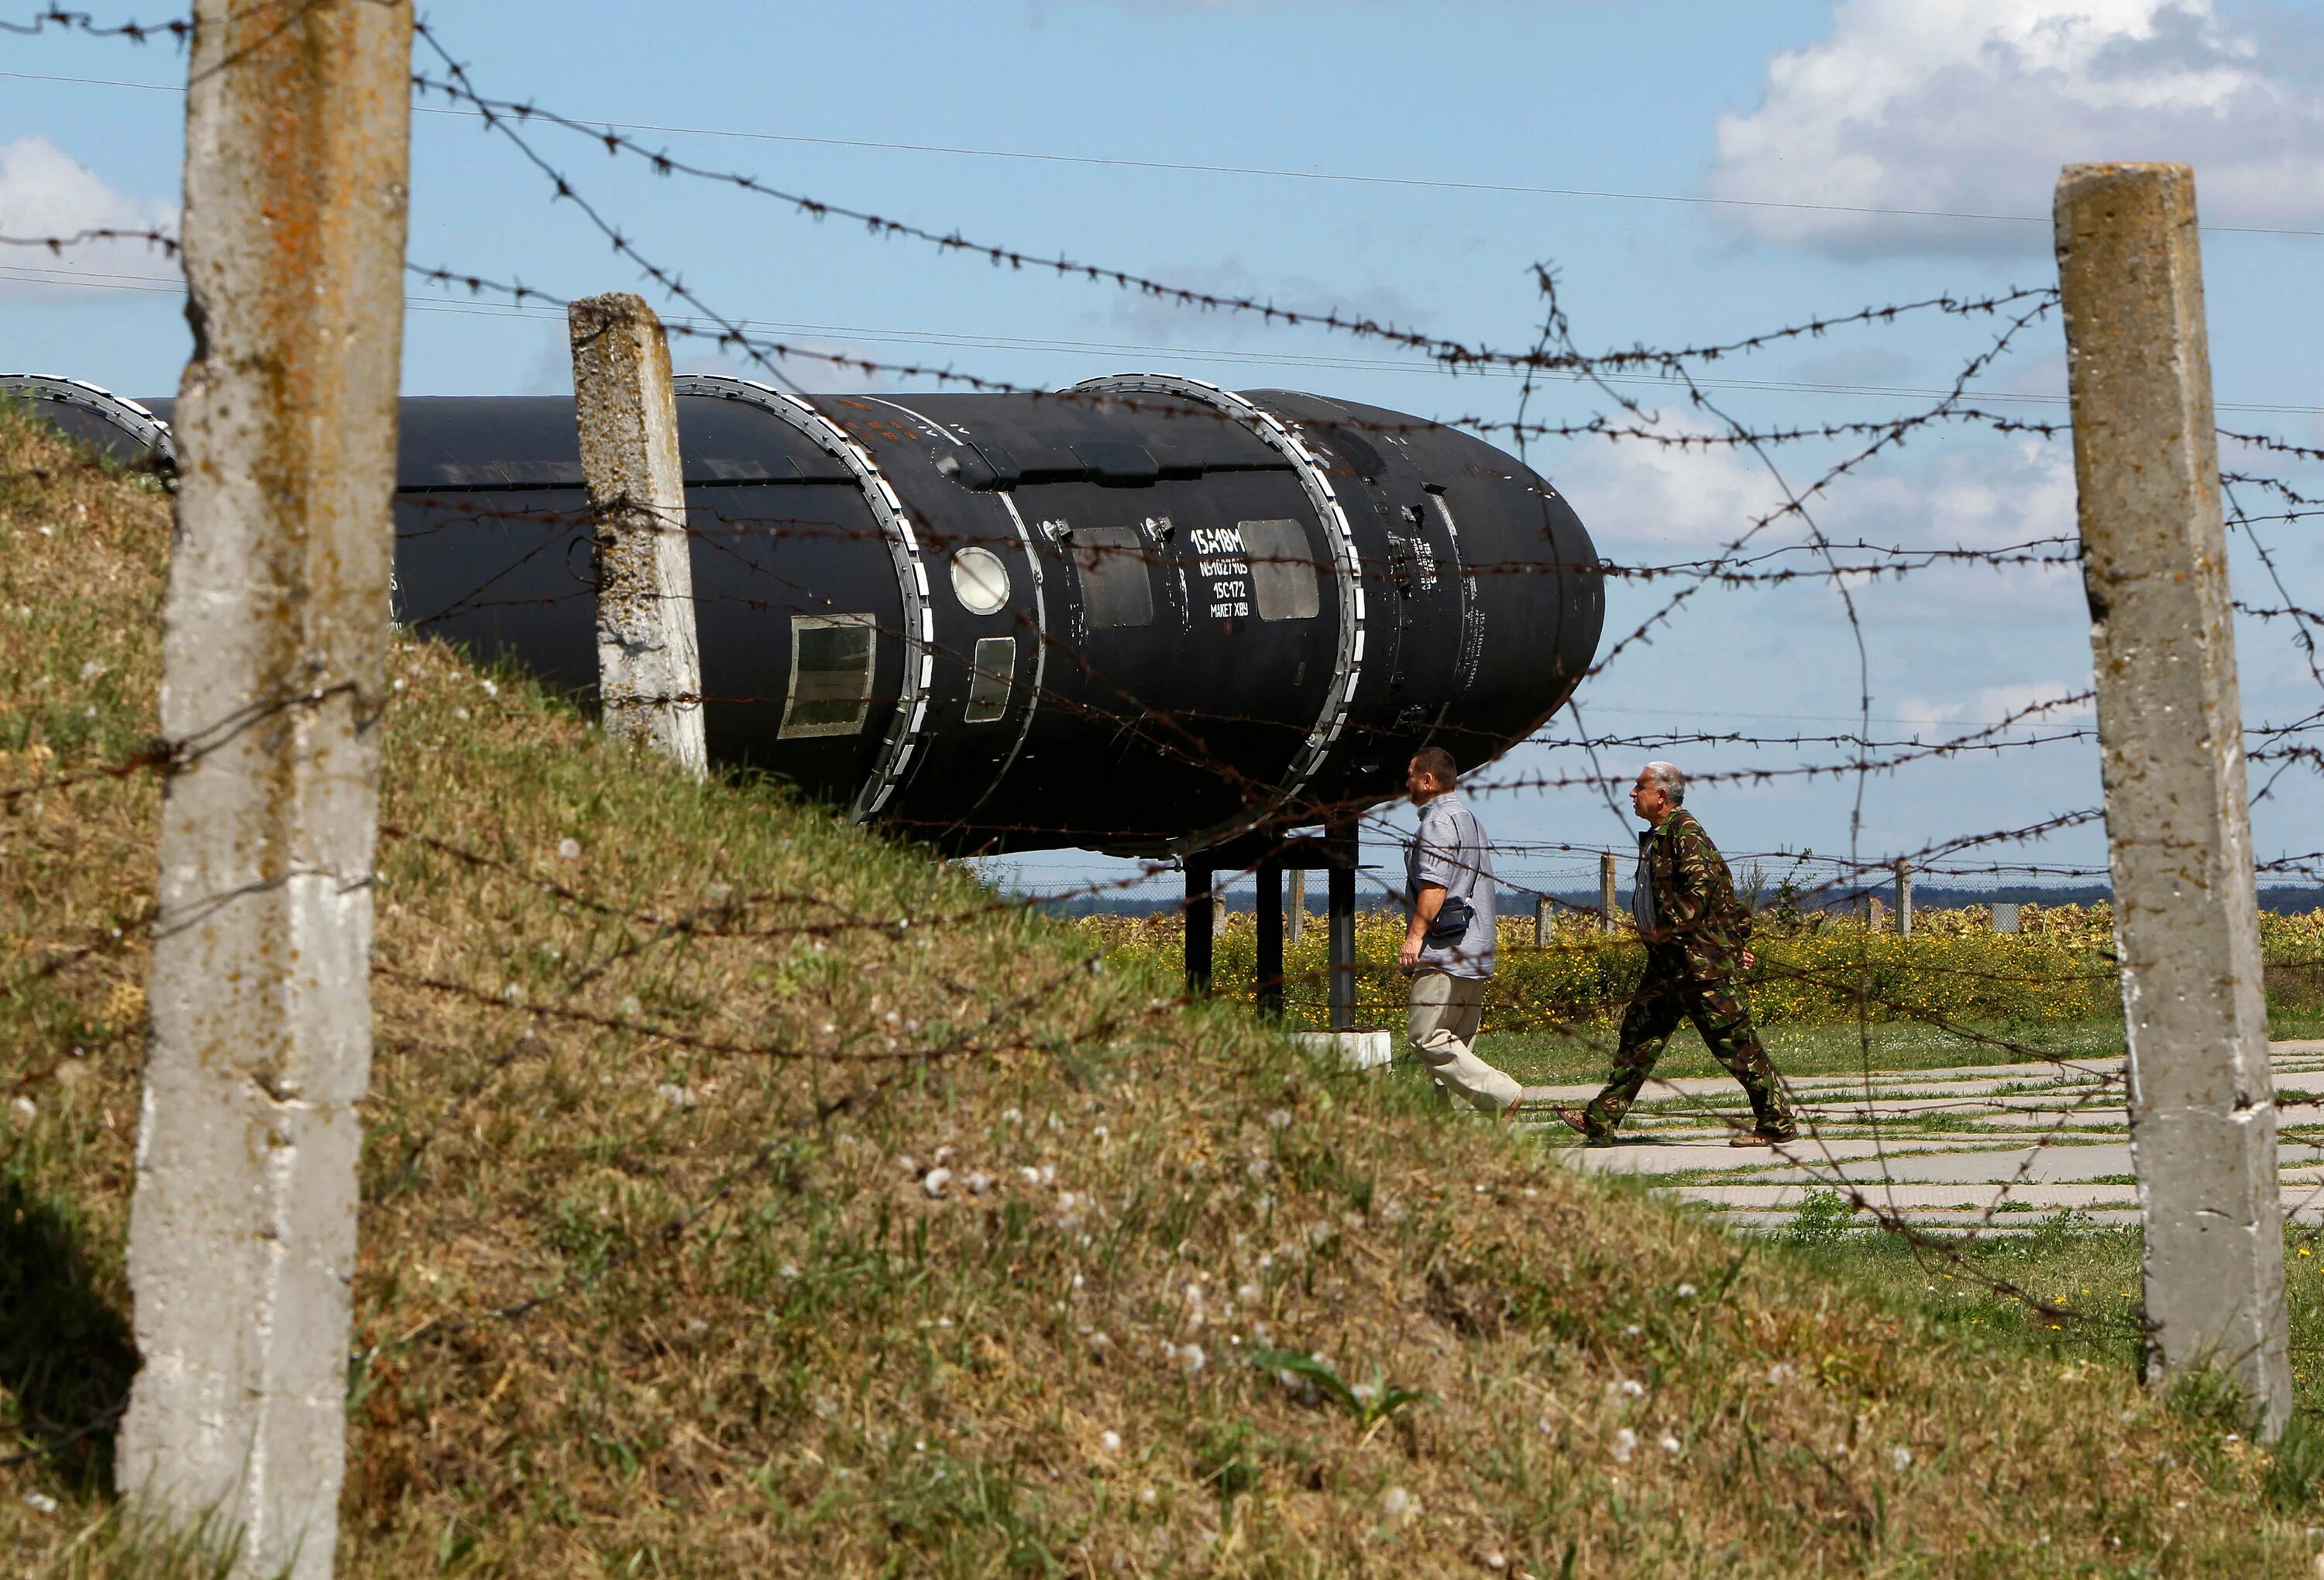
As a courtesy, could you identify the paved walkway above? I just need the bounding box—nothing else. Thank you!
[1521,1039,2324,1234]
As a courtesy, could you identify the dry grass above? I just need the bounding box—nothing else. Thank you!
[3,407,2321,1575]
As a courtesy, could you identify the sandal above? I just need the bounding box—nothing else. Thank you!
[1552,1106,1618,1147]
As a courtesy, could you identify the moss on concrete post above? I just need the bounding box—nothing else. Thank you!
[569,293,708,778]
[118,2,414,1572]
[2055,161,2291,1437]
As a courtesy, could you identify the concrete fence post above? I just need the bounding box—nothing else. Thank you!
[1535,895,1552,947]
[1895,858,1913,938]
[569,293,708,778]
[2056,161,2290,1435]
[1599,850,1618,934]
[1287,866,1305,945]
[116,4,414,1575]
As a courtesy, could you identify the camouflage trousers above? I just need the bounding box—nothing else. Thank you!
[1582,961,1796,1139]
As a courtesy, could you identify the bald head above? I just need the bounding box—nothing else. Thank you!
[1631,761,1686,826]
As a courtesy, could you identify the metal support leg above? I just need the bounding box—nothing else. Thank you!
[1326,823,1357,1032]
[1255,858,1284,1019]
[1184,857,1214,996]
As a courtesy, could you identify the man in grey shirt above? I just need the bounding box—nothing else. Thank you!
[1397,746,1521,1115]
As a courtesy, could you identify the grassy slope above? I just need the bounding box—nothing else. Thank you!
[2,410,2319,1576]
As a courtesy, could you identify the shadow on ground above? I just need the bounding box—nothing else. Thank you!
[0,1168,134,1487]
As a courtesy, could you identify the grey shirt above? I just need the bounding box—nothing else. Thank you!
[1405,792,1497,980]
[1631,828,1657,937]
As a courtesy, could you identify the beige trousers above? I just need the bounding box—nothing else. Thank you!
[1405,970,1522,1114]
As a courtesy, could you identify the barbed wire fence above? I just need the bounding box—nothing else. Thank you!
[7,0,2324,1557]
[12,7,2324,1238]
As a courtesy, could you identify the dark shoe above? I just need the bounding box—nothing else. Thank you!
[1552,1106,1618,1147]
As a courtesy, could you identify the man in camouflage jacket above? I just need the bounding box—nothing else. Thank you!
[1556,761,1797,1146]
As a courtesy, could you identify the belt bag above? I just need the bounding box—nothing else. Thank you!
[1425,894,1474,949]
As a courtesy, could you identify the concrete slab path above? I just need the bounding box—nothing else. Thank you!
[1520,1039,2324,1234]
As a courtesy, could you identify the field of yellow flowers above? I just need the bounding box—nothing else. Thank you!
[1083,903,2324,1033]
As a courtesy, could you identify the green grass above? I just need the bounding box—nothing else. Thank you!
[1766,1211,2156,1437]
[1477,1010,2324,1091]
[1479,1015,2133,1087]
[1774,1207,2324,1431]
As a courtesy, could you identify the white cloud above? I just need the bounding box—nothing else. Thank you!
[675,338,888,395]
[1895,682,2095,733]
[1061,0,1396,12]
[1089,256,1435,349]
[1845,434,2079,552]
[1550,421,2089,728]
[0,136,177,298]
[1709,1,2324,256]
[1546,416,2078,567]
[513,324,889,397]
[1549,426,1789,555]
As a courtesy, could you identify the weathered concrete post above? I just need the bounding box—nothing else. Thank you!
[1599,850,1618,933]
[569,293,708,778]
[1895,858,1913,938]
[1287,866,1305,945]
[1534,895,1552,947]
[117,3,414,1574]
[2056,161,2290,1435]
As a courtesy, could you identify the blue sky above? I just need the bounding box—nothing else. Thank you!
[6,0,2322,901]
